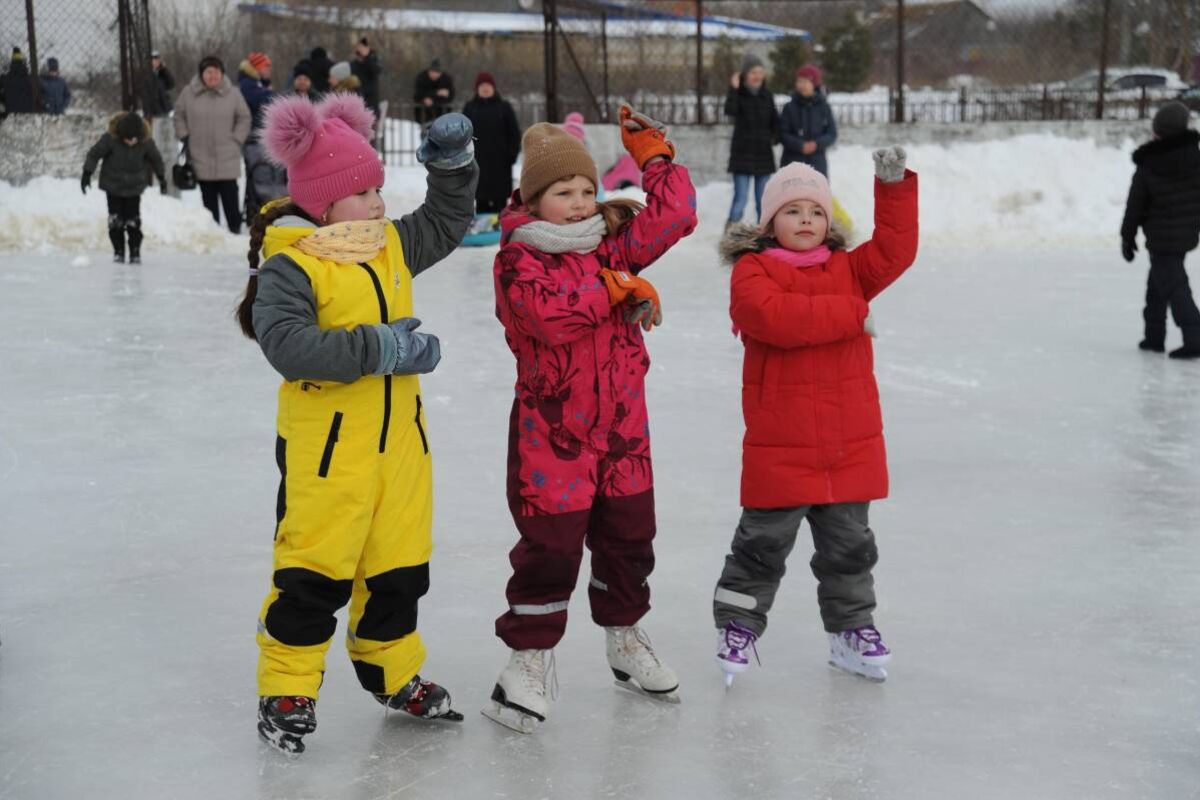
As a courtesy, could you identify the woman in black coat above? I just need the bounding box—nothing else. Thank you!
[462,72,521,213]
[724,54,778,226]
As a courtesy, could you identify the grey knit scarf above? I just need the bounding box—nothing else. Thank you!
[508,214,607,254]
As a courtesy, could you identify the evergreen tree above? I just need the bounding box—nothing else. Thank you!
[769,36,812,93]
[822,13,873,92]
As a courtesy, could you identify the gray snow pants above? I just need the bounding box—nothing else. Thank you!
[713,503,877,636]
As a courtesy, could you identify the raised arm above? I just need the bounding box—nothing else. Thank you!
[494,244,611,345]
[848,147,919,301]
[731,255,868,348]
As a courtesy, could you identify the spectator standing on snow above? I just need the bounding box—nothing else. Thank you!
[413,58,453,127]
[81,111,166,264]
[307,47,333,94]
[724,53,778,229]
[238,52,276,143]
[327,61,361,97]
[1121,101,1200,360]
[1,47,35,116]
[351,37,382,120]
[174,55,251,234]
[461,71,521,213]
[39,57,70,115]
[780,64,837,178]
[145,50,176,118]
[289,60,319,101]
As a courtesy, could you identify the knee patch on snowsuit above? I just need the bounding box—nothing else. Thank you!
[812,539,878,577]
[263,567,354,646]
[355,563,430,641]
[107,213,123,231]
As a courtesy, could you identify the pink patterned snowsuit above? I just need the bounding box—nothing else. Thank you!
[492,160,697,649]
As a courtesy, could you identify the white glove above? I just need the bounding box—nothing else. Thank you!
[864,312,877,338]
[873,146,907,183]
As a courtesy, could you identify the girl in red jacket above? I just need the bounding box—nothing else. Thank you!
[485,107,697,733]
[713,148,918,684]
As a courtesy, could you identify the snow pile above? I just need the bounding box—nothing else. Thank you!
[0,176,243,256]
[0,133,1141,254]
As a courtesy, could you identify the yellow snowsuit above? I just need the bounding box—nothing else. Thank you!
[255,221,434,700]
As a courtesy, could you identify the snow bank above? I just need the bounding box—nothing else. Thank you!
[0,133,1140,254]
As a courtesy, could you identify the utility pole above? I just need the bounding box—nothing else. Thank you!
[544,0,559,123]
[894,0,906,123]
[1097,0,1112,120]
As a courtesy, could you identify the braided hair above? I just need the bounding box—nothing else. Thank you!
[235,201,311,340]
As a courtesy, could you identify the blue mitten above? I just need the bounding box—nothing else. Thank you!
[375,318,442,375]
[416,113,475,170]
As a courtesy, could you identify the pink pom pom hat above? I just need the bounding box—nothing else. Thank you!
[261,93,384,223]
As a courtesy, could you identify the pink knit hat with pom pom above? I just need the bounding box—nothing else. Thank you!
[561,112,586,142]
[262,93,384,222]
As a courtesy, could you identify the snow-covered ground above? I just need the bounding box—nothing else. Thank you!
[1,138,1199,798]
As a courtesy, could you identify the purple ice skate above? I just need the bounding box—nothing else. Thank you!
[828,625,891,682]
[716,621,760,688]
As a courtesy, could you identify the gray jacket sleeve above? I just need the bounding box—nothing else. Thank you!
[394,160,479,278]
[252,254,388,383]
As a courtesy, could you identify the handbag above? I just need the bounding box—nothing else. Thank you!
[172,142,196,191]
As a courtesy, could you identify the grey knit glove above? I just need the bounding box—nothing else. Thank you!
[374,318,441,375]
[873,146,907,183]
[417,113,475,170]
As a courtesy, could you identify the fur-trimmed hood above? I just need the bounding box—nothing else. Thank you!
[718,221,847,267]
[106,112,152,140]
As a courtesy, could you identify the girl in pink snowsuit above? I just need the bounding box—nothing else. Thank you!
[483,107,696,732]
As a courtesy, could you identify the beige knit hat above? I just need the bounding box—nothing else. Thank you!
[519,122,598,204]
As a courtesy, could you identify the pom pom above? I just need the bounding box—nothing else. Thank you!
[316,93,377,142]
[261,95,322,169]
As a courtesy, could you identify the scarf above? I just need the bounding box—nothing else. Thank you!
[732,245,834,339]
[762,245,832,268]
[293,218,389,262]
[508,214,607,254]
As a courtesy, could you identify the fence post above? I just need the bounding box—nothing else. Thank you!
[1042,84,1049,120]
[959,87,966,123]
[25,0,41,111]
[602,11,610,122]
[1138,85,1147,119]
[1097,0,1112,120]
[695,0,703,125]
[543,0,558,123]
[894,0,906,124]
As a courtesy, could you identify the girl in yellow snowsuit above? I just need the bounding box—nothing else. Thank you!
[236,93,477,754]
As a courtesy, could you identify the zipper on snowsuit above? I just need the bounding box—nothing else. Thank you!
[358,262,392,453]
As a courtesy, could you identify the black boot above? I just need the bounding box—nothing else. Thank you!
[108,214,125,263]
[1168,344,1200,359]
[374,675,463,721]
[1138,339,1165,353]
[126,217,143,264]
[258,696,316,755]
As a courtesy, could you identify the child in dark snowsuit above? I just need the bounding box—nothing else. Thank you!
[82,111,166,264]
[1121,101,1200,359]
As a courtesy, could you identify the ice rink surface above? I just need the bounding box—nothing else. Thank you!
[1,205,1198,798]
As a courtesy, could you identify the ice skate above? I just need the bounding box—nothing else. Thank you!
[716,620,760,689]
[828,625,891,682]
[257,695,316,755]
[482,648,556,734]
[375,674,463,722]
[128,248,141,265]
[112,251,125,264]
[606,626,680,703]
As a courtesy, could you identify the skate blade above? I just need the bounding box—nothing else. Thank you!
[481,701,540,734]
[614,678,681,704]
[258,722,305,756]
[828,658,888,683]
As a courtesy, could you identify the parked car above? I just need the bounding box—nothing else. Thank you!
[1177,85,1200,112]
[1059,67,1188,94]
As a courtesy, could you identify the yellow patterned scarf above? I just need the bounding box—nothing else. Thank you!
[293,218,389,262]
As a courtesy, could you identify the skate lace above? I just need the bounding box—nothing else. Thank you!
[628,627,665,670]
[520,649,559,701]
[855,626,881,645]
[724,623,762,666]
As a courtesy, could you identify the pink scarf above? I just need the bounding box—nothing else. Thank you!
[732,245,833,338]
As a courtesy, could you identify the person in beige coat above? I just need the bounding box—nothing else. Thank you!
[174,55,252,233]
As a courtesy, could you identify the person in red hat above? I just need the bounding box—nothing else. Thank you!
[780,63,838,178]
[462,71,522,214]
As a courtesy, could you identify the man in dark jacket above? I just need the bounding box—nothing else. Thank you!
[1121,101,1200,359]
[82,111,167,264]
[462,71,521,213]
[780,64,837,177]
[351,37,382,119]
[145,51,175,117]
[39,57,70,114]
[1,48,36,116]
[413,58,454,126]
[308,47,333,94]
[724,53,778,227]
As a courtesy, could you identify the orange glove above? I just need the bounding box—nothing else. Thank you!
[599,268,663,331]
[619,104,676,170]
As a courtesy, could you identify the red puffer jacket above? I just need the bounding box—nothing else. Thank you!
[731,172,918,508]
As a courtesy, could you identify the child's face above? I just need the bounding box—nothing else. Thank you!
[531,175,596,225]
[745,66,766,90]
[123,137,139,146]
[771,200,828,251]
[325,186,386,224]
[795,77,815,97]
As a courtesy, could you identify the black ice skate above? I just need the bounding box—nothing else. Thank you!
[128,248,141,265]
[375,675,464,721]
[257,695,316,755]
[112,250,125,264]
